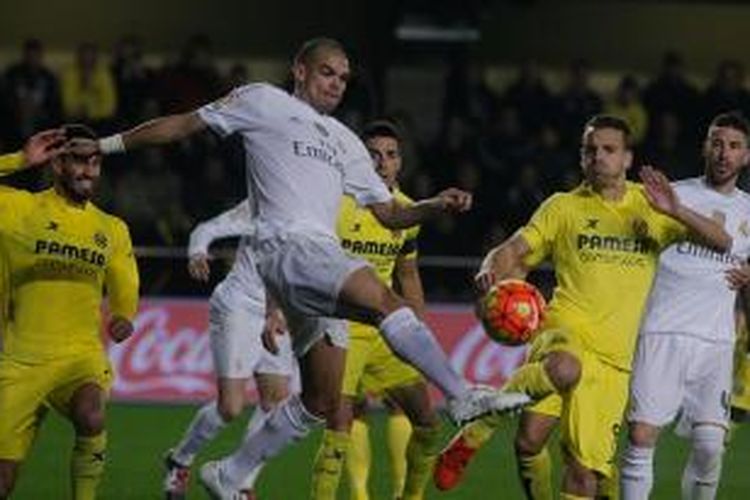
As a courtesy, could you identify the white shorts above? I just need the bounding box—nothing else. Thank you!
[209,246,295,379]
[628,333,733,429]
[286,312,349,357]
[254,231,368,317]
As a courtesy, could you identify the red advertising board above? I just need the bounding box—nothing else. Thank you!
[108,299,527,403]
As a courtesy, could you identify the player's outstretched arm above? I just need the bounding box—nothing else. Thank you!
[476,232,532,295]
[67,112,207,157]
[186,200,255,282]
[640,165,731,251]
[368,187,472,230]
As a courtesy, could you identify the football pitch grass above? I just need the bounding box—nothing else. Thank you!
[14,403,750,498]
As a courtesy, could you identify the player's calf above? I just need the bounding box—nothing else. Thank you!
[0,460,19,499]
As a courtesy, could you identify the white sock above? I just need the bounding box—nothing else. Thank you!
[238,405,270,490]
[681,425,725,500]
[171,401,226,466]
[221,394,324,488]
[620,444,654,500]
[379,307,467,399]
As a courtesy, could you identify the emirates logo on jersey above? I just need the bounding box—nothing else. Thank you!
[93,232,108,249]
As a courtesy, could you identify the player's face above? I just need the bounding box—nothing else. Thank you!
[53,152,102,203]
[366,136,402,189]
[293,49,350,114]
[703,125,749,187]
[579,127,632,187]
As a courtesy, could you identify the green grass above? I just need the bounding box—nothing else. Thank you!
[13,403,750,499]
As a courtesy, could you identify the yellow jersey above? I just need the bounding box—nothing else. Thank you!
[337,190,419,339]
[520,182,686,370]
[0,152,23,175]
[0,187,139,363]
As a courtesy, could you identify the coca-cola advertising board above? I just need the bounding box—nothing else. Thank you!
[108,299,527,403]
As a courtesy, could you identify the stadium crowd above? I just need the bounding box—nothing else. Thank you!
[2,35,749,296]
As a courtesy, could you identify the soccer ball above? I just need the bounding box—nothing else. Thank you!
[478,279,546,345]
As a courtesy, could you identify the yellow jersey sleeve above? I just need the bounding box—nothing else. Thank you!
[397,191,420,261]
[0,152,24,176]
[105,217,139,320]
[519,194,564,268]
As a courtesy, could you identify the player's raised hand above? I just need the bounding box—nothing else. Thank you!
[23,128,66,167]
[108,316,134,343]
[640,165,680,216]
[438,188,472,213]
[262,307,287,355]
[474,269,496,295]
[187,253,211,282]
[726,264,750,290]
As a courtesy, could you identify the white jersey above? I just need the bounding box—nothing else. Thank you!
[197,83,392,241]
[639,177,750,343]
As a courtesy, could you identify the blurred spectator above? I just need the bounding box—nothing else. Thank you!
[112,149,191,245]
[702,59,750,128]
[534,124,577,190]
[503,59,552,133]
[61,42,117,124]
[642,112,697,179]
[4,38,61,141]
[504,162,546,229]
[156,34,222,113]
[642,51,700,143]
[477,105,534,182]
[223,62,249,92]
[553,58,602,146]
[605,75,648,145]
[111,35,155,125]
[442,57,499,129]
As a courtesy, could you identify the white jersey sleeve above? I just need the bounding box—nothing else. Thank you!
[197,83,274,137]
[187,200,255,257]
[335,123,392,207]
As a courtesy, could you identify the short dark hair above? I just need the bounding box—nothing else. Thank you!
[709,111,750,137]
[62,123,97,141]
[583,114,633,147]
[293,37,346,66]
[362,119,402,143]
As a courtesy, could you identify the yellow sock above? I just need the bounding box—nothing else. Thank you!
[71,432,107,500]
[560,494,592,500]
[402,424,442,500]
[386,413,412,497]
[517,447,553,500]
[597,467,619,500]
[347,420,370,500]
[503,361,557,400]
[461,413,502,449]
[310,430,350,500]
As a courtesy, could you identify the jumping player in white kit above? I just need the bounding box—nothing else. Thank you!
[163,199,299,500]
[69,37,529,498]
[621,111,750,500]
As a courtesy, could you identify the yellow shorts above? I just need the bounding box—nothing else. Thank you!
[0,352,113,460]
[524,328,629,478]
[342,323,422,397]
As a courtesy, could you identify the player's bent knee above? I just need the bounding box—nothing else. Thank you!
[545,351,581,392]
[217,400,245,422]
[73,410,106,436]
[628,422,659,448]
[514,431,546,457]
